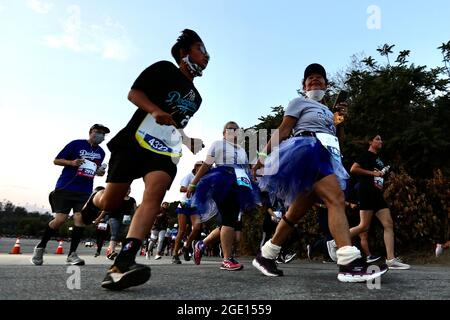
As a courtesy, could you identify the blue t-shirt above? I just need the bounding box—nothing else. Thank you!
[54,140,106,193]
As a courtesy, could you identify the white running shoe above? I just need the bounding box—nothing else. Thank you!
[386,257,410,270]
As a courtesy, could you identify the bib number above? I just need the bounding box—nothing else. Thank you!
[273,211,283,219]
[97,222,108,231]
[77,159,97,178]
[135,115,183,157]
[316,132,342,161]
[122,215,131,225]
[374,176,384,190]
[235,168,252,189]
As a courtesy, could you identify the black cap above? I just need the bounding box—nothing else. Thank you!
[90,124,110,134]
[303,63,328,84]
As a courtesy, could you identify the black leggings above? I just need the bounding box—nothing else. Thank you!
[216,185,241,228]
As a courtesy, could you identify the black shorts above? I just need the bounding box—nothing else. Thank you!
[216,184,243,228]
[358,187,389,212]
[106,146,178,186]
[49,189,90,214]
[234,220,243,232]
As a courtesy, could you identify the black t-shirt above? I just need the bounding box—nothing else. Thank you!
[108,60,202,151]
[261,193,285,225]
[354,150,386,191]
[108,197,136,220]
[153,211,169,230]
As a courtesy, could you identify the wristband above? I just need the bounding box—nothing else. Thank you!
[257,152,268,158]
[188,183,197,189]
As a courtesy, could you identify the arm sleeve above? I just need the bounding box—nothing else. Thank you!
[284,98,305,119]
[207,140,221,159]
[55,140,77,160]
[131,61,173,92]
[354,152,369,171]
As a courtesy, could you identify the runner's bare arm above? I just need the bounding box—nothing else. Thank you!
[54,159,84,167]
[128,89,176,126]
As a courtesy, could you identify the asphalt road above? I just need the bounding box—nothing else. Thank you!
[1,238,450,301]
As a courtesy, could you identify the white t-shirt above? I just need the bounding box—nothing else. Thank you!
[179,172,195,202]
[207,139,248,168]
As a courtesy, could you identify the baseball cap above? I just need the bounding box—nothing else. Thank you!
[90,124,110,134]
[303,63,328,84]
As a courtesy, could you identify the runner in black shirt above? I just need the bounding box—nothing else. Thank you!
[81,29,210,290]
[349,134,410,270]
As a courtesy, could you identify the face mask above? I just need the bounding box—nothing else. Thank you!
[93,133,105,144]
[182,55,204,77]
[305,90,326,101]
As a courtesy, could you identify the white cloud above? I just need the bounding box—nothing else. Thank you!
[27,0,53,14]
[43,5,133,60]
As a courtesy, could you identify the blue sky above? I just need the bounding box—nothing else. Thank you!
[0,0,449,212]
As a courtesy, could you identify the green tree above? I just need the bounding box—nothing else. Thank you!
[343,44,450,177]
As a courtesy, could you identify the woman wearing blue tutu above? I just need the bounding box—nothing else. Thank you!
[187,121,258,271]
[251,63,388,282]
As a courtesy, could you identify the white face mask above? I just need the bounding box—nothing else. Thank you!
[305,90,326,101]
[182,55,204,77]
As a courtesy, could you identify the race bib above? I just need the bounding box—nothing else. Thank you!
[235,168,252,189]
[135,115,183,157]
[97,222,108,231]
[273,211,283,219]
[374,176,384,190]
[77,159,98,178]
[122,215,131,225]
[316,132,342,161]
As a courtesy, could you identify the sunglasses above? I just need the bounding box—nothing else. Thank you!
[198,44,210,60]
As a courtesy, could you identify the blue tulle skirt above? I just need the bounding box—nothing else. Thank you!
[192,166,260,222]
[258,136,349,207]
[175,201,198,216]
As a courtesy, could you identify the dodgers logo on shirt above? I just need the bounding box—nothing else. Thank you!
[166,90,199,128]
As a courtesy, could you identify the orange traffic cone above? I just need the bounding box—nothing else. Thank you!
[9,238,22,254]
[55,240,64,254]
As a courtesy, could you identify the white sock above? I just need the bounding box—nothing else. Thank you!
[261,240,281,259]
[336,246,361,265]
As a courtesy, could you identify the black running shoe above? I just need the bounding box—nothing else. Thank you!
[182,246,191,262]
[172,255,182,264]
[366,255,381,263]
[101,263,151,290]
[81,186,105,225]
[252,251,284,277]
[338,258,388,283]
[283,252,297,264]
[275,254,285,264]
